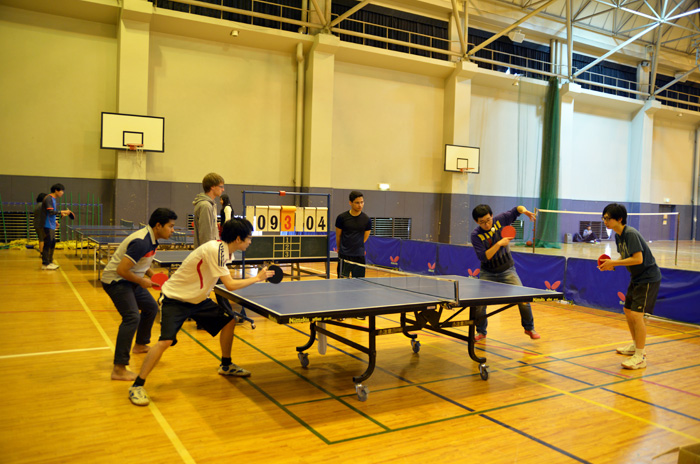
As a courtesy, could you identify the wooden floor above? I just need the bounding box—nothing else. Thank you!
[1,246,699,464]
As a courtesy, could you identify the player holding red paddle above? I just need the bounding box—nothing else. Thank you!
[470,204,540,341]
[101,208,178,381]
[598,203,661,370]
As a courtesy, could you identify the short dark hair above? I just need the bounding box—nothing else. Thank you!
[221,218,253,243]
[349,191,364,202]
[148,208,178,228]
[36,193,47,203]
[603,203,627,225]
[220,193,231,207]
[50,183,65,193]
[472,204,493,222]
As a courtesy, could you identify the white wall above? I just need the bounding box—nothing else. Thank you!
[0,6,117,179]
[651,118,695,205]
[148,33,297,186]
[563,106,632,201]
[469,83,543,198]
[331,62,444,193]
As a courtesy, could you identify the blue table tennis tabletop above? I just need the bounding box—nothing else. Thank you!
[216,275,559,322]
[215,276,562,401]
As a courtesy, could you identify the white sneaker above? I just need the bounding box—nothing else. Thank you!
[616,343,636,355]
[129,386,150,406]
[616,343,645,356]
[621,354,647,370]
[45,263,59,270]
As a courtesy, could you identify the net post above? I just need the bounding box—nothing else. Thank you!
[532,208,538,253]
[675,212,680,266]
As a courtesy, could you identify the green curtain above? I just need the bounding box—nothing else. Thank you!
[536,77,561,248]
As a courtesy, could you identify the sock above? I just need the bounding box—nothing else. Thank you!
[635,348,645,356]
[132,376,145,388]
[221,357,232,367]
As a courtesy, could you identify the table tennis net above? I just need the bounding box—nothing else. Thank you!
[341,260,459,304]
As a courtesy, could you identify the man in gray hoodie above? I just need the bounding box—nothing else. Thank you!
[193,173,225,248]
[193,173,233,328]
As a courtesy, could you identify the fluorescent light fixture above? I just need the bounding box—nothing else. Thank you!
[378,183,391,191]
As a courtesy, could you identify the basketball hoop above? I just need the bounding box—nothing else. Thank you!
[126,143,144,166]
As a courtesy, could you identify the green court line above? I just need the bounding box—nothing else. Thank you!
[180,317,700,445]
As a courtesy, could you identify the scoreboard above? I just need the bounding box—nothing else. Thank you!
[245,205,328,233]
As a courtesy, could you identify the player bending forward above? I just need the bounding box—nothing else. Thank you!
[129,218,273,406]
[598,203,661,370]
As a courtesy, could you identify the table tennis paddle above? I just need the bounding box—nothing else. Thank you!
[151,272,168,289]
[597,254,611,267]
[68,211,75,220]
[501,225,516,239]
[267,265,283,284]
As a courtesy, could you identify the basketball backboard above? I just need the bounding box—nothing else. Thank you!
[101,112,165,152]
[444,144,480,173]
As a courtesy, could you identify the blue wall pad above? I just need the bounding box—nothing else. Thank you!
[436,243,481,277]
[565,257,630,312]
[399,240,438,274]
[512,252,567,292]
[365,236,401,268]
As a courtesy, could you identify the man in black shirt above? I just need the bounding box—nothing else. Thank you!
[335,191,372,278]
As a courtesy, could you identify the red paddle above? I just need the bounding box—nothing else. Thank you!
[151,272,168,289]
[597,254,611,267]
[501,225,516,239]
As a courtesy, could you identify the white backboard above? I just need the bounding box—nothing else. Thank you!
[101,112,165,152]
[444,144,480,173]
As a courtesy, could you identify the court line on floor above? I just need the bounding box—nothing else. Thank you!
[58,265,195,464]
[0,346,111,360]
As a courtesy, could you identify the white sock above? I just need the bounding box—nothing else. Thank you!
[635,348,645,356]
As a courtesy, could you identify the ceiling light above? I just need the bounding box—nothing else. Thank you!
[507,29,525,43]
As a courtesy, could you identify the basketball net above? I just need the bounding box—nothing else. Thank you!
[127,143,144,167]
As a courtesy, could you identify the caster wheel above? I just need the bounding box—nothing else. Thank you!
[355,384,370,402]
[411,339,421,353]
[479,364,489,381]
[298,352,309,368]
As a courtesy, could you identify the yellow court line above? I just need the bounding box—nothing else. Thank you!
[524,329,700,361]
[59,266,196,464]
[0,346,110,360]
[486,361,700,443]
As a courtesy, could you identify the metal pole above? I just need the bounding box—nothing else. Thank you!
[675,213,680,266]
[532,208,538,253]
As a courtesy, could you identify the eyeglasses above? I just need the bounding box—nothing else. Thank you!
[602,215,611,221]
[477,217,492,225]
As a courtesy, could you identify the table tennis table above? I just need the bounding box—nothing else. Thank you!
[215,275,563,401]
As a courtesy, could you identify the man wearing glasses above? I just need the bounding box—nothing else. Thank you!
[470,204,540,341]
[598,203,661,370]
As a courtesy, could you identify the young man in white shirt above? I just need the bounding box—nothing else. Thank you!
[128,218,273,406]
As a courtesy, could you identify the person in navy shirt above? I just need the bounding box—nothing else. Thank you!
[40,183,73,270]
[101,208,177,381]
[470,204,540,341]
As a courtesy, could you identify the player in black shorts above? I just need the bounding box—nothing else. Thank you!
[598,203,662,370]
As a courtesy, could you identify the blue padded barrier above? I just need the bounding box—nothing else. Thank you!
[362,236,700,324]
[436,243,480,278]
[564,258,629,313]
[399,240,438,274]
[653,268,700,324]
[365,236,401,268]
[512,252,567,292]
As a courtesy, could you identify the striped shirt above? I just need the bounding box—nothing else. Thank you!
[162,240,232,304]
[101,226,159,284]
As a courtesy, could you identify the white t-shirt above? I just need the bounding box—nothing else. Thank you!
[162,240,232,304]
